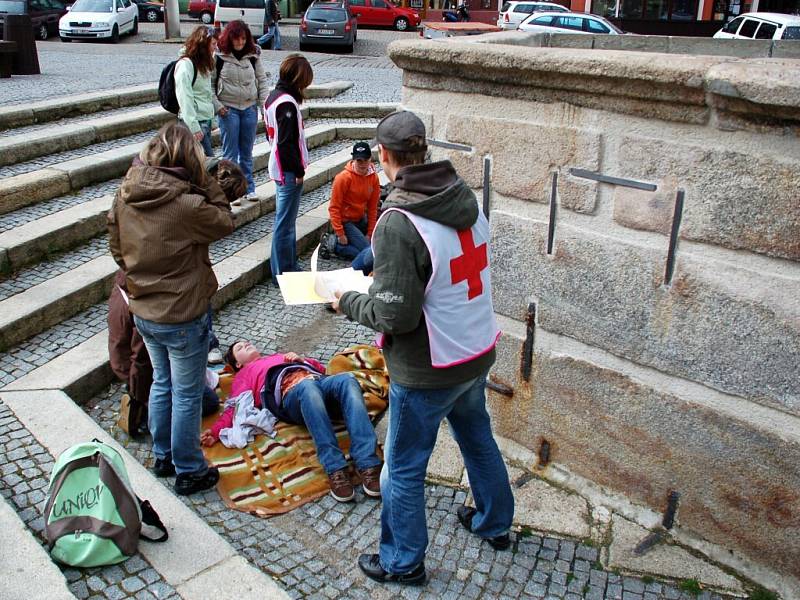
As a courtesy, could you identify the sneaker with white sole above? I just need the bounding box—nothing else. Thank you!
[208,348,224,365]
[245,193,259,202]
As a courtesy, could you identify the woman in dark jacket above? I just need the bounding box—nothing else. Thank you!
[108,122,234,496]
[263,54,314,283]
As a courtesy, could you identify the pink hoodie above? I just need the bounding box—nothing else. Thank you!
[209,353,325,440]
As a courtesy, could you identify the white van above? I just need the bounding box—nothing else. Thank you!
[713,12,800,40]
[214,0,266,36]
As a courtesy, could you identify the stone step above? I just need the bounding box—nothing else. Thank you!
[0,122,376,274]
[0,103,395,216]
[0,80,355,131]
[0,137,372,352]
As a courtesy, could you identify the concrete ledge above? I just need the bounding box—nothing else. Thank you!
[0,493,74,600]
[304,80,353,99]
[0,83,157,131]
[0,389,289,599]
[0,169,72,216]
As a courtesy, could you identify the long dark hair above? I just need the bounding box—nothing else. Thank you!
[218,20,257,55]
[183,25,217,74]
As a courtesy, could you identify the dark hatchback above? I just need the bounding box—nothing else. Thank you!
[131,0,162,21]
[299,0,357,53]
[0,0,68,40]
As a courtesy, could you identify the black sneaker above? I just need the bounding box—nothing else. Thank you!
[358,553,426,586]
[457,505,511,550]
[152,455,175,478]
[319,232,333,259]
[174,467,219,496]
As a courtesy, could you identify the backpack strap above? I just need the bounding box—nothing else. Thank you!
[214,55,223,94]
[137,497,168,543]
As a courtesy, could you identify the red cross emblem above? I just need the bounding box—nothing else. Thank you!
[450,228,488,300]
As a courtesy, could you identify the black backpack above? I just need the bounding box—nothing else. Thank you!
[158,57,197,114]
[214,55,257,95]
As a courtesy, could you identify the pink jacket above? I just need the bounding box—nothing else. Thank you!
[209,353,325,440]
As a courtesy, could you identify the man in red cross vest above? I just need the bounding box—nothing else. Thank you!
[333,111,514,586]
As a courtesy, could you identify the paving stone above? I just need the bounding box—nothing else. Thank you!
[607,583,623,599]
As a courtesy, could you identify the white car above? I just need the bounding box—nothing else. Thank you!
[59,0,138,42]
[497,1,568,30]
[518,11,623,35]
[213,0,266,36]
[713,12,800,40]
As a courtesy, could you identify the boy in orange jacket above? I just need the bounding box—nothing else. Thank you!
[326,142,380,266]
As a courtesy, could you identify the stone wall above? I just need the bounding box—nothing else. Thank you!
[387,38,800,596]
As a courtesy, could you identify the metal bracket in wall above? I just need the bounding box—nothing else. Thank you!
[663,189,685,287]
[569,168,657,192]
[521,302,536,381]
[426,138,473,152]
[486,380,513,397]
[633,490,681,556]
[482,156,492,219]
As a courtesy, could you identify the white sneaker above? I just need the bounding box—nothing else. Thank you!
[245,193,259,202]
[208,348,224,365]
[231,199,242,207]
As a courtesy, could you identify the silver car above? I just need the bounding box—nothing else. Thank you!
[299,0,357,53]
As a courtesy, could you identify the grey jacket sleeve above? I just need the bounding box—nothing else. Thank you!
[255,54,269,113]
[340,211,428,335]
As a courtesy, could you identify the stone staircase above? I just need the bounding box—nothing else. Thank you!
[0,83,397,599]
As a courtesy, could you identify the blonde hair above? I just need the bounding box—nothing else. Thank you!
[139,122,209,188]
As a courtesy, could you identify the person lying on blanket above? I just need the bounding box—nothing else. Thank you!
[200,340,383,502]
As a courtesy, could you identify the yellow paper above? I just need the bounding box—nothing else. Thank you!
[276,272,328,305]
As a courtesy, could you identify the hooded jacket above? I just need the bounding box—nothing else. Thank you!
[328,160,380,238]
[211,49,269,113]
[339,160,495,388]
[108,163,234,324]
[264,82,305,179]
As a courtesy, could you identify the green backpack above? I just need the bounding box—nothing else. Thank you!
[44,440,167,567]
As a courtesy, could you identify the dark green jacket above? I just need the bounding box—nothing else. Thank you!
[339,160,495,388]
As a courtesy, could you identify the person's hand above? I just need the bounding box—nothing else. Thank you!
[337,234,348,246]
[284,352,305,363]
[200,429,216,447]
[296,177,303,186]
[194,131,204,142]
[331,290,343,314]
[218,106,229,117]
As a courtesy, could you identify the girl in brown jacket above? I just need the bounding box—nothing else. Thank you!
[108,122,234,496]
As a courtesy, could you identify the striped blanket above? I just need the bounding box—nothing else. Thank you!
[202,345,388,516]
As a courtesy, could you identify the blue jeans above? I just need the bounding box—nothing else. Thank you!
[281,373,381,475]
[134,313,210,476]
[379,372,514,574]
[334,217,370,261]
[257,23,281,49]
[219,104,258,194]
[271,171,303,282]
[199,119,214,157]
[351,246,373,275]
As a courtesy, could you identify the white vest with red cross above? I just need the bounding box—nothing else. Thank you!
[378,206,500,368]
[263,93,309,185]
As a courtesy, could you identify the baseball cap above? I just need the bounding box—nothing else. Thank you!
[375,111,427,153]
[351,141,372,160]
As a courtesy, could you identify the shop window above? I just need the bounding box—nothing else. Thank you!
[591,0,616,17]
[620,0,642,18]
[617,0,697,19]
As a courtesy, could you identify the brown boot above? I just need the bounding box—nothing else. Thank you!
[117,393,132,434]
[358,465,382,498]
[328,468,355,502]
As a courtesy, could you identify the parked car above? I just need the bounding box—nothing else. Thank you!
[348,0,419,31]
[131,0,162,21]
[59,0,138,42]
[0,0,68,40]
[518,11,623,34]
[713,12,800,40]
[214,0,264,35]
[300,0,357,52]
[497,0,567,30]
[187,0,214,23]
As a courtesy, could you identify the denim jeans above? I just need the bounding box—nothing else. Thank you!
[219,104,258,194]
[134,313,210,476]
[271,171,303,282]
[281,373,381,475]
[379,372,514,574]
[334,217,370,261]
[351,246,373,275]
[257,23,281,49]
[199,119,214,157]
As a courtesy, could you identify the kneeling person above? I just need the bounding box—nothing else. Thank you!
[201,340,382,501]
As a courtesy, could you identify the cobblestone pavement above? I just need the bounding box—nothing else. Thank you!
[0,399,180,600]
[5,38,401,105]
[79,265,729,600]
